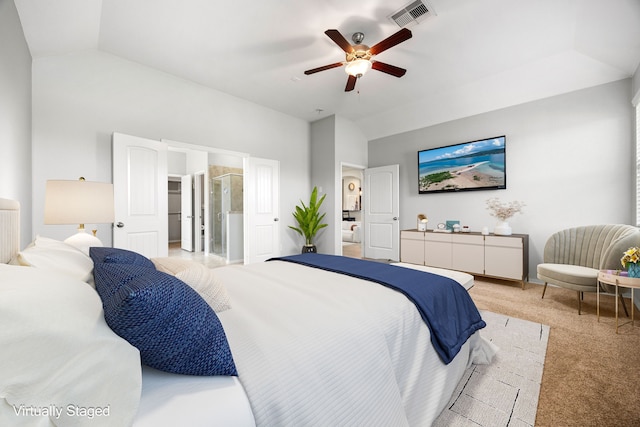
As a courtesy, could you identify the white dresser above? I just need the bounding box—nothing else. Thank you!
[400,230,529,288]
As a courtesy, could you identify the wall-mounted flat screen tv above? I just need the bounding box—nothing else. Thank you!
[418,135,506,194]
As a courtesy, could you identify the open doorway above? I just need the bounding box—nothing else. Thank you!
[165,142,245,267]
[341,164,364,259]
[168,176,182,246]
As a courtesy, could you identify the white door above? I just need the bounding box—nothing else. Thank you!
[202,170,211,255]
[180,174,193,251]
[244,157,280,264]
[113,133,168,258]
[363,164,400,261]
[194,172,205,253]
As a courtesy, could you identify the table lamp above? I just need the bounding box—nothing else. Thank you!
[44,177,115,254]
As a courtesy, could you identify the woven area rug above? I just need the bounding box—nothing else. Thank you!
[434,310,549,427]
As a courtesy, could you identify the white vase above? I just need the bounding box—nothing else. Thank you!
[494,221,512,235]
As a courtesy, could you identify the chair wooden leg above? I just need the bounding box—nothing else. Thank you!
[620,293,629,317]
[577,291,582,315]
[542,282,548,299]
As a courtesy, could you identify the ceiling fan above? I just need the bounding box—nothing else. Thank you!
[304,28,412,92]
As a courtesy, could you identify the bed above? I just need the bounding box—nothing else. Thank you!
[0,197,496,426]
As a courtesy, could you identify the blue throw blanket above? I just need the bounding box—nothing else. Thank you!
[268,254,485,364]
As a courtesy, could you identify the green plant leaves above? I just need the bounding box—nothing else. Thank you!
[288,186,328,245]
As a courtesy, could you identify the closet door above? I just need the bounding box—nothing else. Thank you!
[180,174,193,251]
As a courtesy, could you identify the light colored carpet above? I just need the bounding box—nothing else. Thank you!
[434,310,549,427]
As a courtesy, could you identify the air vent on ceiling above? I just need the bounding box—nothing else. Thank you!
[389,0,435,28]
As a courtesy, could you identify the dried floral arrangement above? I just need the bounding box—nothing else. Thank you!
[486,198,525,222]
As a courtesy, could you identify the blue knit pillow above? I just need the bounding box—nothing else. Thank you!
[92,262,237,376]
[90,247,155,269]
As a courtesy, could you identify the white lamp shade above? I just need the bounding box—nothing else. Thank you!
[345,59,372,77]
[44,180,115,225]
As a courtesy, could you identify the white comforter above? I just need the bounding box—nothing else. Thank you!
[215,260,494,426]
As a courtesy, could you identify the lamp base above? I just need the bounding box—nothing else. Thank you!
[64,230,103,256]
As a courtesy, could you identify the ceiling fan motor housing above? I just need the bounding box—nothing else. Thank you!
[351,32,365,44]
[345,44,372,62]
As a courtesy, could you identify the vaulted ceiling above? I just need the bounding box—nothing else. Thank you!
[14,0,640,140]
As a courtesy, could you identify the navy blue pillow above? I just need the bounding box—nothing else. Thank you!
[92,262,237,376]
[90,247,155,269]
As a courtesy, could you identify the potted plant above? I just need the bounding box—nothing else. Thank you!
[289,186,328,253]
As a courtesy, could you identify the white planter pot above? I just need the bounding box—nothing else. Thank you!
[494,221,512,235]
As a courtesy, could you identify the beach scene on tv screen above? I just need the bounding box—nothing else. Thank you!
[419,136,506,193]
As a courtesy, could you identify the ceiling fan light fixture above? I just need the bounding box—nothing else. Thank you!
[345,59,372,78]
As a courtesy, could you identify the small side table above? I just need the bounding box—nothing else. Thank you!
[598,270,640,333]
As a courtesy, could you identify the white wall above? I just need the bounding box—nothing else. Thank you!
[633,66,640,101]
[369,79,635,282]
[185,149,208,175]
[0,0,32,248]
[208,152,243,169]
[310,114,368,254]
[335,115,368,167]
[31,50,310,255]
[334,116,368,254]
[167,151,187,176]
[309,116,336,254]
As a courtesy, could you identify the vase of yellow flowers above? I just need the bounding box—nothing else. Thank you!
[621,247,640,278]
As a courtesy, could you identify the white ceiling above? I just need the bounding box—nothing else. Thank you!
[14,0,640,140]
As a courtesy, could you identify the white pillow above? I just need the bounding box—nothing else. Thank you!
[17,236,94,285]
[151,257,231,312]
[0,264,141,427]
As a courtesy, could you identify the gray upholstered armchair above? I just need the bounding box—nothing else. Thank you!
[537,224,640,314]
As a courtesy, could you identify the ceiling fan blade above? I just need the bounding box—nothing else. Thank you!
[369,28,412,55]
[345,75,357,92]
[371,61,407,78]
[325,29,354,53]
[304,62,344,75]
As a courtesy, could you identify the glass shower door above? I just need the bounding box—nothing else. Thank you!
[210,177,226,257]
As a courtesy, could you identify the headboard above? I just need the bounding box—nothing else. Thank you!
[0,198,20,264]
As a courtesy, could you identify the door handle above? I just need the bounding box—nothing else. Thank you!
[274,218,279,222]
[393,217,398,221]
[116,222,124,228]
